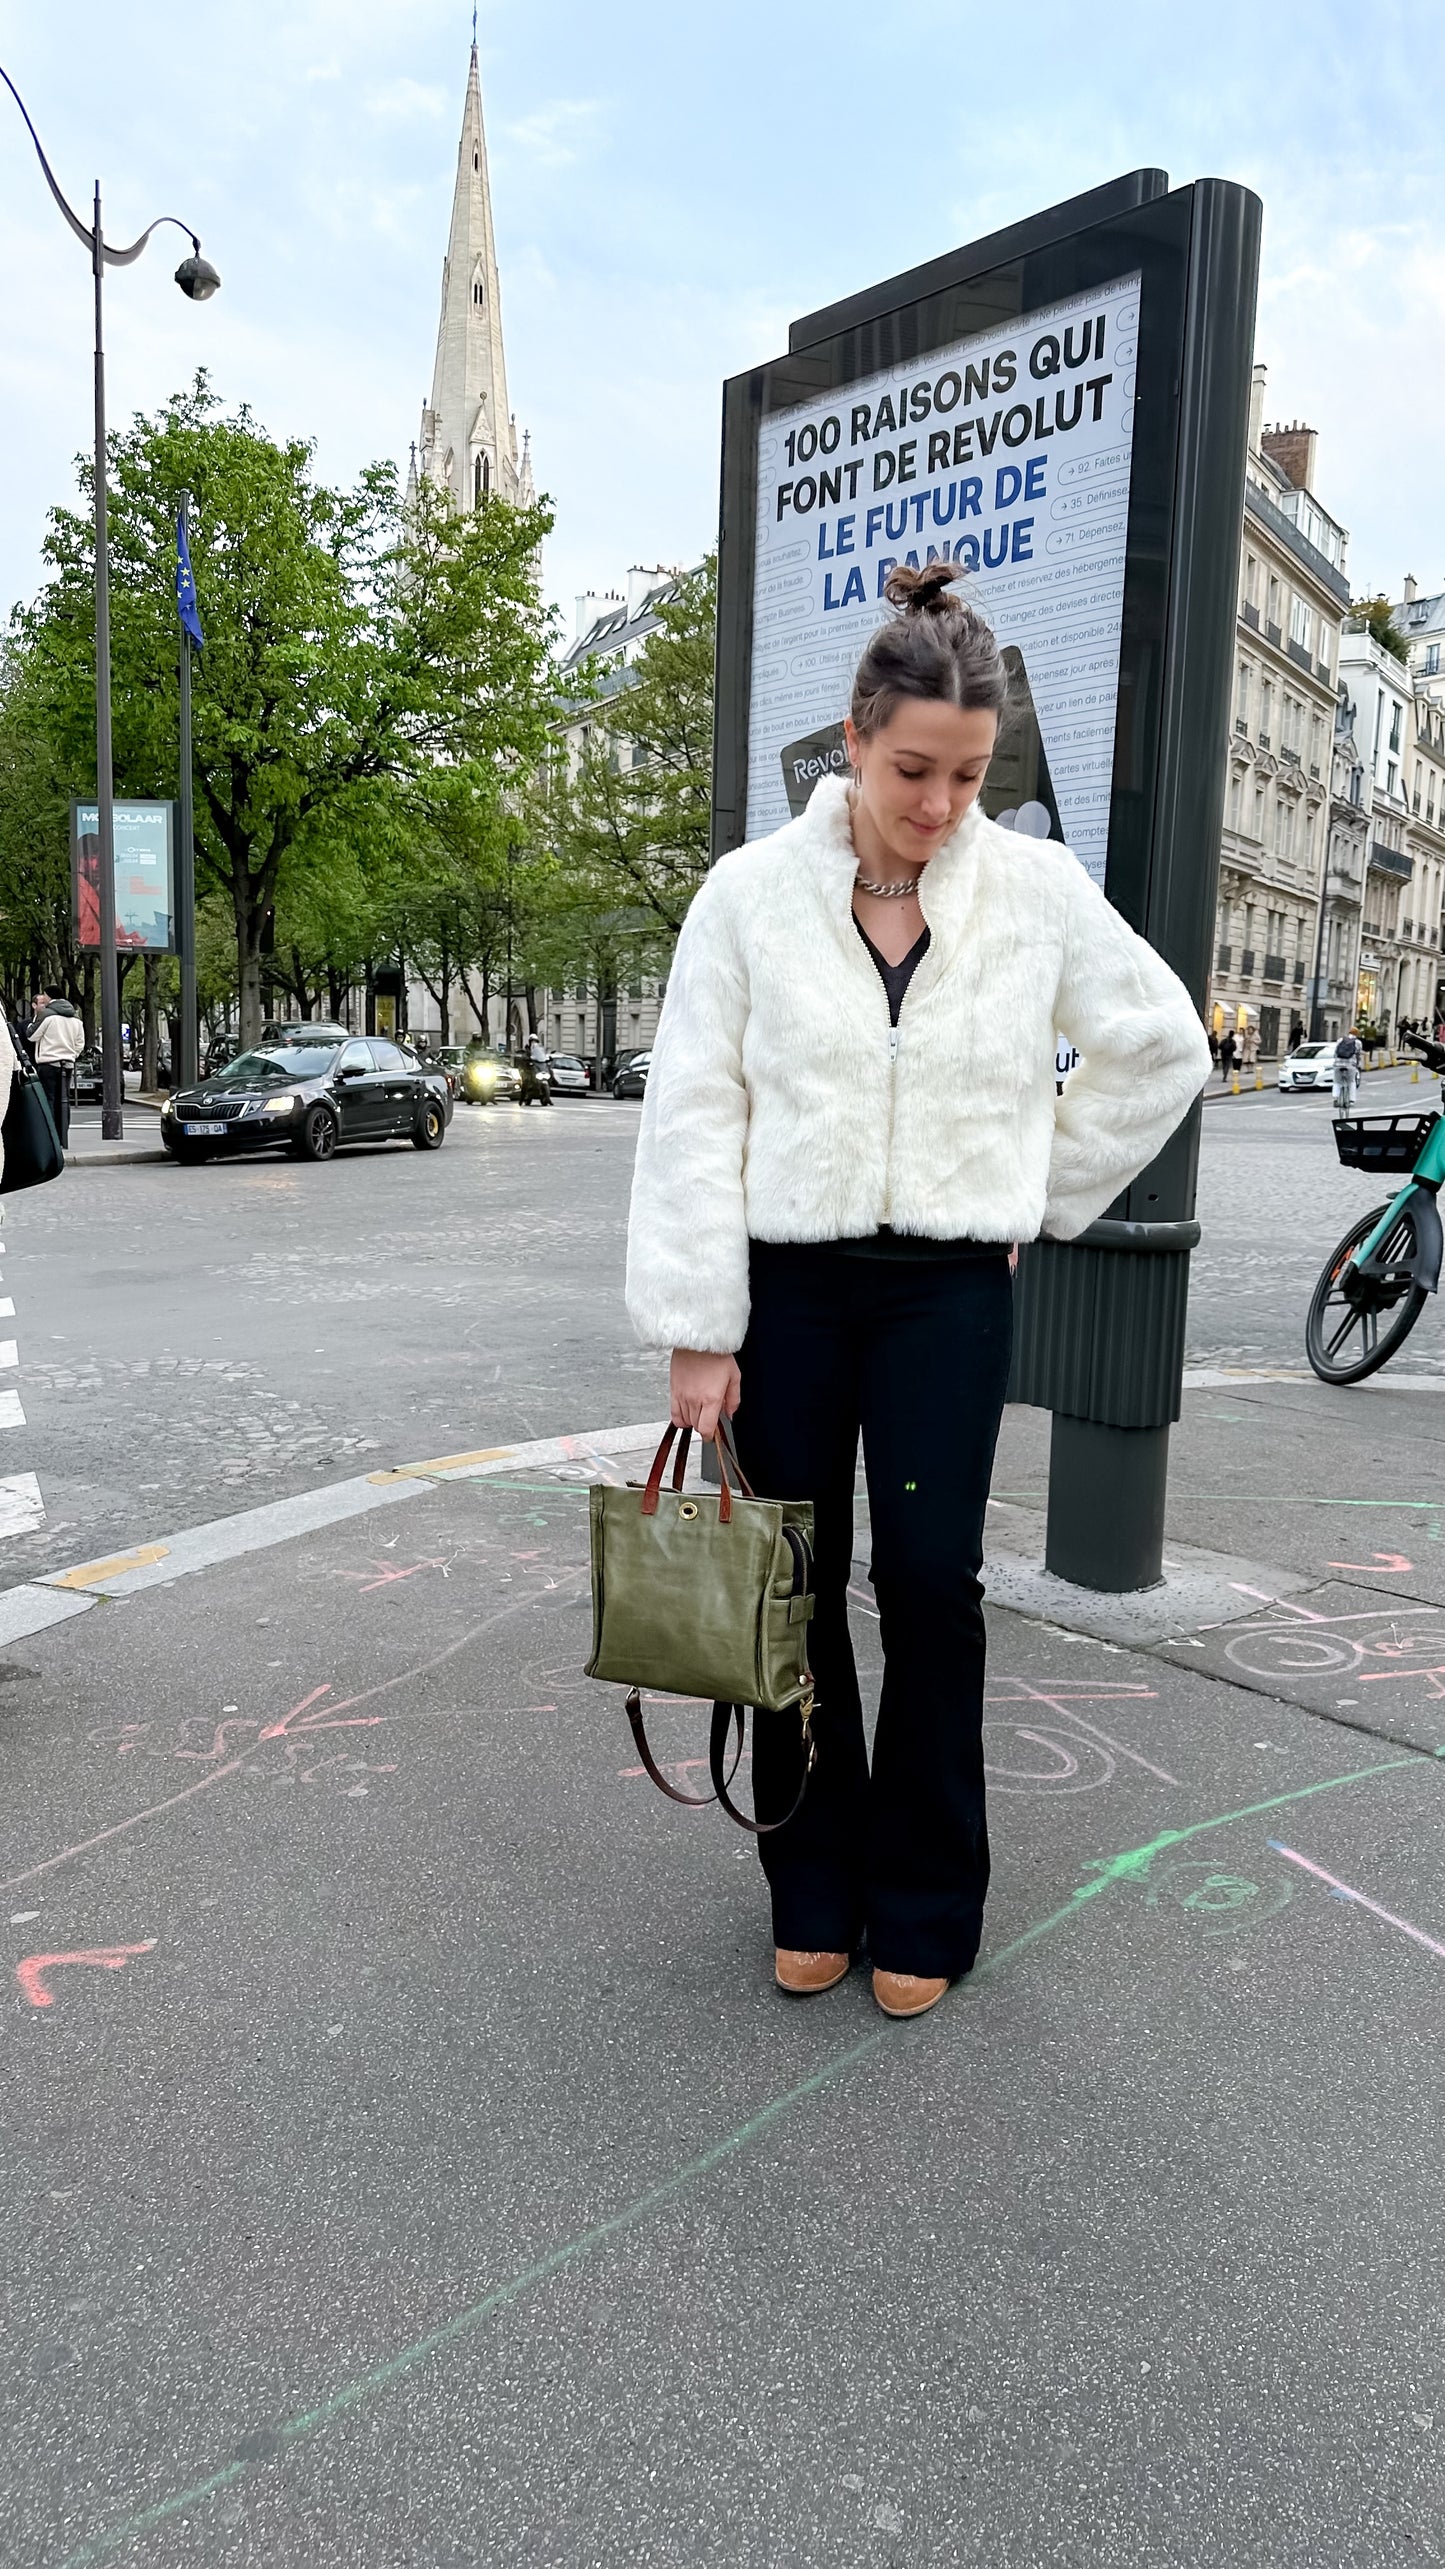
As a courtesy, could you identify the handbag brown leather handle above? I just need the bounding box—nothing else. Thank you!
[623,1689,814,1833]
[641,1420,755,1523]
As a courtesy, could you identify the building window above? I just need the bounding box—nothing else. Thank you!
[1426,643,1441,677]
[1289,596,1313,654]
[1228,773,1243,831]
[473,280,483,307]
[1236,661,1251,725]
[1390,703,1403,753]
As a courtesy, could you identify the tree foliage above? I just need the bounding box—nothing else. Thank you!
[553,555,715,935]
[10,374,556,1043]
[1354,595,1409,665]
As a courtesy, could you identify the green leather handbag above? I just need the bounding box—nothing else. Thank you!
[585,1418,817,1831]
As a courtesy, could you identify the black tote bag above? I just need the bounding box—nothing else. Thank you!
[1,1053,65,1193]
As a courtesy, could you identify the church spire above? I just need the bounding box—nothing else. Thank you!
[415,37,527,511]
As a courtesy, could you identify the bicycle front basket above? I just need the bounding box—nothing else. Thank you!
[1332,1112,1439,1173]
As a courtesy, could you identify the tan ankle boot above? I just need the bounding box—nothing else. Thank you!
[872,1969,949,2019]
[775,1948,849,1995]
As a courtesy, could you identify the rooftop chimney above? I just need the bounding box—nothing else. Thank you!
[1261,419,1318,492]
[574,589,622,643]
[1248,362,1266,455]
[1404,574,1418,606]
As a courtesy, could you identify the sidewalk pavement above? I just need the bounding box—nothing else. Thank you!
[3,1379,1443,2564]
[64,1093,169,1168]
[1202,1052,1426,1102]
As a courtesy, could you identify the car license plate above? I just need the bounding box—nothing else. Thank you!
[184,1121,227,1136]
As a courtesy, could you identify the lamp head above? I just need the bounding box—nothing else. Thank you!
[174,240,220,302]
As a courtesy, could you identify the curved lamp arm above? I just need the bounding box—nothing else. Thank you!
[0,61,203,264]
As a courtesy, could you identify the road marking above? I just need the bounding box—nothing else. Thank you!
[0,1297,13,1318]
[0,1474,45,1540]
[0,1339,15,1369]
[1268,1839,1445,1962]
[0,1389,25,1428]
[51,1542,171,1591]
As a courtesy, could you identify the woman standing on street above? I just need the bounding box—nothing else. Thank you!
[625,566,1210,2019]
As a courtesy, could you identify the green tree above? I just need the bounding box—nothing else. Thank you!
[555,555,715,934]
[15,375,556,1045]
[1354,595,1409,664]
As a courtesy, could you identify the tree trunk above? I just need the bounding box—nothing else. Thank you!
[238,947,263,1050]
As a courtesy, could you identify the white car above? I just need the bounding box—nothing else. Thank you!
[545,1052,591,1096]
[1278,1040,1338,1092]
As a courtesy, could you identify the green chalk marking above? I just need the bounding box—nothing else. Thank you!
[58,1743,1433,2568]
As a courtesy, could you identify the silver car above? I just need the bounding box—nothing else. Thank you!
[545,1052,591,1096]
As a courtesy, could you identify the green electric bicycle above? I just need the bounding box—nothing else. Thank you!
[1305,1033,1445,1384]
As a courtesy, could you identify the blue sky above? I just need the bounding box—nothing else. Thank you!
[0,0,1440,646]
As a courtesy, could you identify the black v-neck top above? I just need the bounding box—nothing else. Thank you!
[749,911,1001,1264]
[854,913,930,1026]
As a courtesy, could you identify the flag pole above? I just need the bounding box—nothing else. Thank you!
[176,489,198,1087]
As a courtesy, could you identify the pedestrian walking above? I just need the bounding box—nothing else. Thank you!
[1218,1027,1237,1082]
[625,563,1210,2019]
[1288,1015,1305,1054]
[27,991,85,1150]
[1208,1024,1219,1072]
[1239,1019,1259,1075]
[1332,1026,1362,1114]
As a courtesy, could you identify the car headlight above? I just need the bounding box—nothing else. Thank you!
[161,1094,176,1117]
[262,1093,298,1115]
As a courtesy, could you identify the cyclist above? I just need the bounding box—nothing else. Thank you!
[1331,1025,1363,1114]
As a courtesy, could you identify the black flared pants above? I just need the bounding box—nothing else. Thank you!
[732,1242,1013,1978]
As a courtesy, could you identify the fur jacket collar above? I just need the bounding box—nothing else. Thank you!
[626,775,1211,1352]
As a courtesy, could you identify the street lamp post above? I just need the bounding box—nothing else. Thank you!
[1,65,218,1140]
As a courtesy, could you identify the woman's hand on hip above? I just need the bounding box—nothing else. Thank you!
[670,1348,741,1439]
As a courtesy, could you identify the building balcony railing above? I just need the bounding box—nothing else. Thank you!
[1369,842,1414,882]
[1241,600,1260,630]
[1316,657,1333,686]
[1266,619,1283,649]
[1258,730,1272,750]
[1281,745,1300,766]
[1244,479,1353,608]
[1287,636,1313,671]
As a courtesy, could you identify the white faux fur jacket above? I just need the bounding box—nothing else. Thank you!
[626,775,1211,1352]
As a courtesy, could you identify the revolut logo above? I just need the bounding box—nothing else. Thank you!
[781,723,849,818]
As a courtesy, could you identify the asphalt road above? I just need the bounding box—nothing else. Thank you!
[3,1066,1444,2567]
[5,1065,1442,1588]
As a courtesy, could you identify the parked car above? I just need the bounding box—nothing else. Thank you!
[161,1036,452,1163]
[1277,1040,1338,1093]
[545,1051,591,1097]
[612,1050,651,1100]
[261,1019,351,1046]
[73,1049,103,1105]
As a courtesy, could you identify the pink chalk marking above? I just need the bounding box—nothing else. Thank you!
[1358,1664,1445,1690]
[1328,1553,1413,1574]
[1268,1842,1445,1963]
[17,1939,157,2009]
[256,1684,333,1743]
[0,1761,245,1897]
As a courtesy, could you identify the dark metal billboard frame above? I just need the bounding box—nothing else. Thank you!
[711,169,1262,1593]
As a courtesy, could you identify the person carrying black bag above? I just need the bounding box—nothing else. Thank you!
[1,1003,65,1195]
[625,565,1210,2020]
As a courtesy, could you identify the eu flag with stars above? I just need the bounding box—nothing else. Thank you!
[175,514,204,649]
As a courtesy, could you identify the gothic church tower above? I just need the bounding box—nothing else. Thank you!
[409,41,533,513]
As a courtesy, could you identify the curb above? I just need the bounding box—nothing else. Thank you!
[1201,1059,1417,1104]
[64,1148,171,1169]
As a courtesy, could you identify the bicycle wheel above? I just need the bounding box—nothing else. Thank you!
[1305,1200,1429,1384]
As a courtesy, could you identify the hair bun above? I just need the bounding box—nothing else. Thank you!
[882,561,965,617]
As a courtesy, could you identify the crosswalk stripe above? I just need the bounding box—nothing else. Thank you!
[0,1390,25,1429]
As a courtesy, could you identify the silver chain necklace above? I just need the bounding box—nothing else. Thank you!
[855,875,920,898]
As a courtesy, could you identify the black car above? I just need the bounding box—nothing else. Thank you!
[161,1037,452,1164]
[612,1050,651,1099]
[72,1050,104,1104]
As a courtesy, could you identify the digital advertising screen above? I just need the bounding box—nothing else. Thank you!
[749,275,1139,883]
[71,800,176,952]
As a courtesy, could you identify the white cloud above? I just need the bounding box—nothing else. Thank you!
[498,100,602,171]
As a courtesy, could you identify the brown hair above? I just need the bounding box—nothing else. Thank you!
[849,561,1009,740]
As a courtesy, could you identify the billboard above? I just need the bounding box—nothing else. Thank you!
[71,800,176,952]
[751,275,1139,880]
